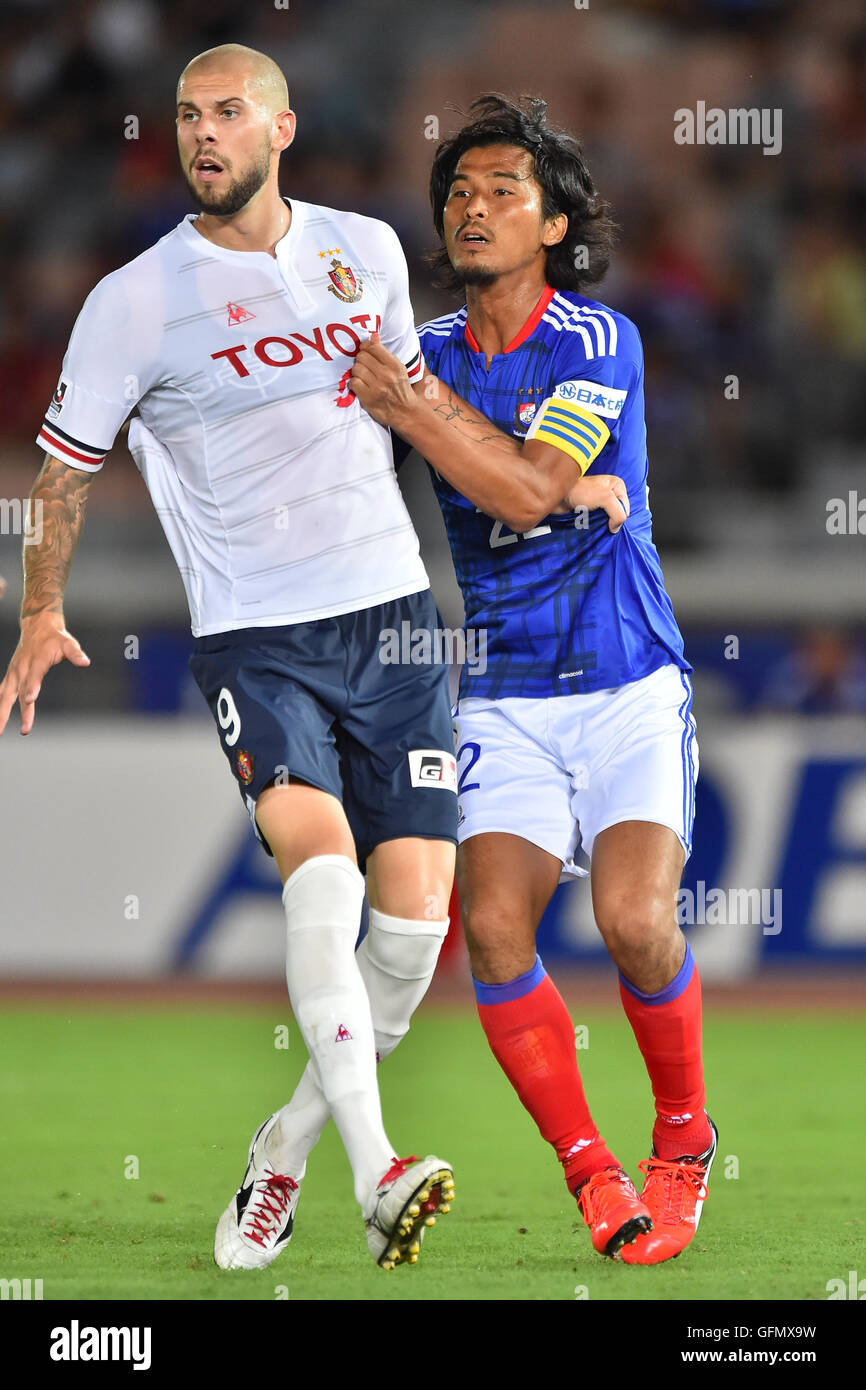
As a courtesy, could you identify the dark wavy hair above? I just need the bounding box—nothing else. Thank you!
[428,94,616,294]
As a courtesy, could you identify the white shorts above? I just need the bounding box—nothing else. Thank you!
[453,663,698,880]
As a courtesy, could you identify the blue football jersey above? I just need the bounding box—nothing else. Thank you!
[418,286,690,700]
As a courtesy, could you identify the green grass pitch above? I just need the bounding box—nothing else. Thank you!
[0,1001,861,1302]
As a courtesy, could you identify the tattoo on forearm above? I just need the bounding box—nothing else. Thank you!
[431,387,517,452]
[21,457,92,619]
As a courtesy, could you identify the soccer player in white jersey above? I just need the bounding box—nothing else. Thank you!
[348,96,716,1266]
[0,43,470,1274]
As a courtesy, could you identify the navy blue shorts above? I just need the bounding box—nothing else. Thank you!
[189,589,458,865]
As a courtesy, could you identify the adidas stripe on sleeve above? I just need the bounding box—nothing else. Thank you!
[524,292,639,475]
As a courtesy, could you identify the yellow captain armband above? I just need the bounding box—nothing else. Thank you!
[526,395,611,475]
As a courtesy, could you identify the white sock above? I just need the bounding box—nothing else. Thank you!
[267,908,449,1180]
[264,1063,328,1182]
[359,909,450,1061]
[280,855,393,1205]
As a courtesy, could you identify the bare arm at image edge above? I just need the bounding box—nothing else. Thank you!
[0,453,94,736]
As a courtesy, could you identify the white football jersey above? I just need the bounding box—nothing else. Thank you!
[37,199,428,635]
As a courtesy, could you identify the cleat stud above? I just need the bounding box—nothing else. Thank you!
[409,1242,420,1255]
[408,1254,418,1264]
[418,1189,430,1202]
[388,1246,400,1261]
[424,1215,436,1226]
[408,1203,421,1217]
[440,1203,451,1213]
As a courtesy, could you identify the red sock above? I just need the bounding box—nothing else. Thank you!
[475,956,619,1191]
[619,942,712,1160]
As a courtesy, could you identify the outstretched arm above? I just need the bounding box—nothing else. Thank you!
[350,337,628,533]
[0,454,93,735]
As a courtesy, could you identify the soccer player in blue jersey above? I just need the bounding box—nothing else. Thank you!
[349,95,716,1264]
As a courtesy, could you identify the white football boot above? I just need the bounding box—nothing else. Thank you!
[214,1113,301,1270]
[364,1155,455,1269]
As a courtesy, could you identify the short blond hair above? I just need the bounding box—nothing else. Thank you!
[177,44,289,119]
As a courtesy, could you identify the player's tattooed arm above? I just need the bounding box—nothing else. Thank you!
[417,380,628,532]
[351,337,588,530]
[420,376,516,454]
[0,453,93,736]
[21,454,93,618]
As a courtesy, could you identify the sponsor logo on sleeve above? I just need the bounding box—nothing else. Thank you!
[553,379,627,419]
[408,748,458,792]
[47,379,67,419]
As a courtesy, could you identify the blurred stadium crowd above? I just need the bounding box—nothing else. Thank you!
[0,0,864,715]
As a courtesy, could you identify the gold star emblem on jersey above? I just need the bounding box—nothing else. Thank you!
[325,254,363,303]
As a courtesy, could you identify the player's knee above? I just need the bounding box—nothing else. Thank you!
[282,854,365,933]
[356,912,448,1060]
[595,896,681,973]
[257,784,355,881]
[364,909,447,983]
[462,900,499,955]
[462,903,535,983]
[366,838,454,922]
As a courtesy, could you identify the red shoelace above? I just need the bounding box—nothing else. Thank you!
[638,1156,708,1225]
[578,1168,635,1222]
[243,1170,299,1247]
[377,1155,420,1188]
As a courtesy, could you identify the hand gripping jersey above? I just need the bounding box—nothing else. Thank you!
[38,200,428,635]
[418,286,690,700]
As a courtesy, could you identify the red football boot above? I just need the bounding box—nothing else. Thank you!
[620,1119,718,1265]
[576,1166,653,1258]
